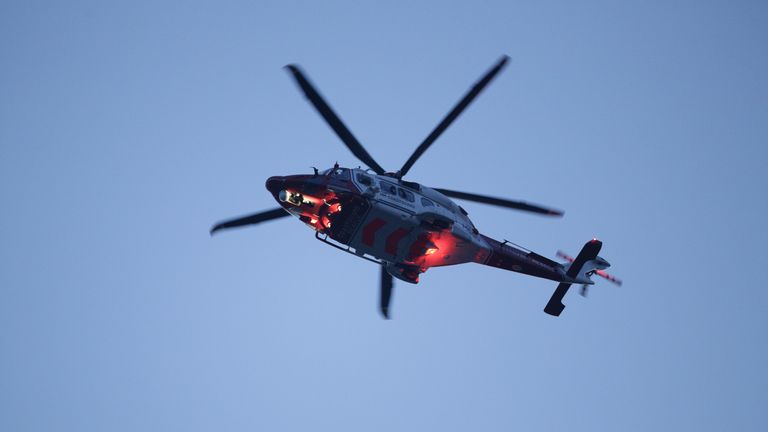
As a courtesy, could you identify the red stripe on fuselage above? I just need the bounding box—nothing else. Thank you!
[361,218,387,246]
[385,228,409,256]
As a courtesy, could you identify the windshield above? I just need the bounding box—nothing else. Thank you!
[328,167,350,179]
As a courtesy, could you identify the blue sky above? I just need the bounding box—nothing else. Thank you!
[2,1,767,431]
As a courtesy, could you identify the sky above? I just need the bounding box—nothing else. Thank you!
[1,1,767,431]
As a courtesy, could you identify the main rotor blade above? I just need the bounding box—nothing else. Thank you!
[380,266,394,319]
[210,207,290,235]
[434,188,564,216]
[285,64,386,175]
[398,55,510,177]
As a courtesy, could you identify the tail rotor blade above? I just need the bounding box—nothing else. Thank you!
[210,207,290,235]
[285,64,386,175]
[595,269,623,286]
[399,55,510,177]
[380,266,394,319]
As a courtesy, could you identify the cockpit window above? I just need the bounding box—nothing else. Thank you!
[381,181,398,195]
[380,181,416,203]
[328,167,350,180]
[356,173,373,186]
[421,197,434,207]
[398,188,415,202]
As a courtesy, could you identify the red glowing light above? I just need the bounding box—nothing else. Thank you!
[425,247,438,255]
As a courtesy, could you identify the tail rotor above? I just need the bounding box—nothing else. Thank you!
[545,240,621,316]
[557,250,622,287]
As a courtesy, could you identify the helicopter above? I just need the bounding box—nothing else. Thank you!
[211,55,620,318]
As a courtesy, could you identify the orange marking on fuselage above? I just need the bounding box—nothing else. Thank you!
[385,228,409,256]
[361,218,387,246]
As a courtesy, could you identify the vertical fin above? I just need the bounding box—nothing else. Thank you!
[544,239,602,316]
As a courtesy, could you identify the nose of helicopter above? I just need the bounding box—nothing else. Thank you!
[265,176,285,195]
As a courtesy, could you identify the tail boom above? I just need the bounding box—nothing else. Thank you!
[476,235,567,283]
[475,236,611,316]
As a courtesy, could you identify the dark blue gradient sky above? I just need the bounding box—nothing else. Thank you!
[2,1,767,431]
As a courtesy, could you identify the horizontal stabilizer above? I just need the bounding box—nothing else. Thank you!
[544,239,602,316]
[544,282,572,316]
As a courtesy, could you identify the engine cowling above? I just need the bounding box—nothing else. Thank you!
[417,210,454,231]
